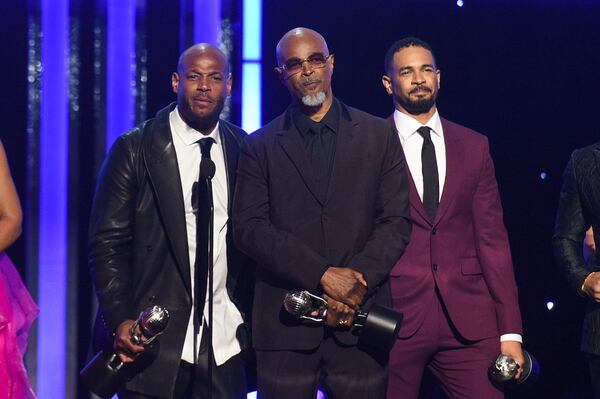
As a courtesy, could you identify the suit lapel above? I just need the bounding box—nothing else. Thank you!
[388,115,431,224]
[143,105,192,297]
[433,118,463,225]
[219,121,241,214]
[277,110,323,204]
[325,103,358,204]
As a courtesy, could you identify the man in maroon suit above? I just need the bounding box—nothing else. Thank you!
[381,37,524,398]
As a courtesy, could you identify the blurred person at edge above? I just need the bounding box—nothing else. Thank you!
[554,144,600,399]
[0,140,39,399]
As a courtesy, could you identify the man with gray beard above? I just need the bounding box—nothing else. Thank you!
[232,27,411,398]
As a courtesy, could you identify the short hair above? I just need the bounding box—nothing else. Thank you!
[383,37,436,74]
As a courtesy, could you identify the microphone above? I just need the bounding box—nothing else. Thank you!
[80,306,170,399]
[200,158,215,180]
[488,349,540,388]
[283,290,403,351]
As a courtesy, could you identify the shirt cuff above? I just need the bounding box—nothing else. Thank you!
[500,333,522,343]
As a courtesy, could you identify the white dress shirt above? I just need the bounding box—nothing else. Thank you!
[392,109,522,344]
[170,108,244,365]
[393,109,446,201]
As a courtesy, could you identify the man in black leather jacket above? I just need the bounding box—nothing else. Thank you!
[553,142,600,399]
[88,44,254,398]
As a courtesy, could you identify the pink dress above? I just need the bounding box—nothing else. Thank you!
[0,253,38,398]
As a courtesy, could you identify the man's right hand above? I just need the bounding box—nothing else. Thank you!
[582,272,600,302]
[323,294,356,328]
[114,319,145,363]
[320,266,367,310]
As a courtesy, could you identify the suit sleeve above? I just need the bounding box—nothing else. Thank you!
[552,155,592,293]
[472,138,523,335]
[348,124,412,293]
[233,137,330,291]
[88,136,138,331]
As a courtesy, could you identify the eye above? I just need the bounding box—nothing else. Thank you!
[284,59,303,71]
[399,69,411,76]
[211,75,223,81]
[187,74,199,81]
[423,66,435,73]
[307,54,327,66]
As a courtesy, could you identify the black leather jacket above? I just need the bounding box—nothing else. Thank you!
[553,142,600,355]
[89,103,254,397]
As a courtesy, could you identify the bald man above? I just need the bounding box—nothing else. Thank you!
[89,44,255,398]
[233,28,411,398]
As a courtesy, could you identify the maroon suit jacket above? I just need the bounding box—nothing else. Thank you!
[389,116,522,341]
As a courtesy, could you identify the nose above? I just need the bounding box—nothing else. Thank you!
[412,71,425,85]
[197,77,210,91]
[301,60,314,75]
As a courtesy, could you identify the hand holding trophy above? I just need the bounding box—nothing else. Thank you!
[80,306,170,399]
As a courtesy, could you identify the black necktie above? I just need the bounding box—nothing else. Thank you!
[417,126,439,221]
[195,138,214,321]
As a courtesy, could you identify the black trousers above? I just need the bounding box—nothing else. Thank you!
[590,354,600,399]
[256,330,387,399]
[120,330,247,399]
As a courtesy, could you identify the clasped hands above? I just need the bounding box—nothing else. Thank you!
[318,266,367,328]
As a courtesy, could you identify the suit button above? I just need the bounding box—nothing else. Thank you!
[432,264,438,271]
[432,228,437,235]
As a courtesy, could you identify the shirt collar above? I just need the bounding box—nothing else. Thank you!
[393,109,443,141]
[292,98,340,138]
[172,106,221,146]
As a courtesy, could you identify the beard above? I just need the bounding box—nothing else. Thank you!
[397,86,437,115]
[180,95,226,133]
[302,91,327,107]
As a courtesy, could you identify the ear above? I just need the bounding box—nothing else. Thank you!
[274,66,285,82]
[226,73,232,97]
[171,72,180,94]
[329,54,335,72]
[436,69,441,89]
[381,75,393,95]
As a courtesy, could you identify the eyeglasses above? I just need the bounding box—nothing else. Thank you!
[279,53,333,76]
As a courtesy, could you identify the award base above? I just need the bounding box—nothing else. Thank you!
[80,350,129,399]
[356,304,403,351]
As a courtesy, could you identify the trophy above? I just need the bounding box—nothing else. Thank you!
[80,306,170,399]
[283,290,403,351]
[488,349,540,387]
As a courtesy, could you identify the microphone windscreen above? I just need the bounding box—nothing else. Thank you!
[283,291,311,318]
[139,306,170,337]
[200,158,216,179]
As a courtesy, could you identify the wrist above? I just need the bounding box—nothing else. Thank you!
[580,272,596,295]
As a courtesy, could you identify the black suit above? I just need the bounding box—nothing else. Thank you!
[553,142,600,397]
[89,103,254,398]
[232,100,411,397]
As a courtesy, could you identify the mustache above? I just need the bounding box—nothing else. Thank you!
[410,85,432,94]
[193,93,213,101]
[301,78,322,86]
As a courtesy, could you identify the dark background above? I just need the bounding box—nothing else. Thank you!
[2,0,600,397]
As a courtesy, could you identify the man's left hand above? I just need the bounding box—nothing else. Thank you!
[500,340,525,380]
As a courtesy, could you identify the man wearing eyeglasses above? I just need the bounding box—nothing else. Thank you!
[233,27,411,398]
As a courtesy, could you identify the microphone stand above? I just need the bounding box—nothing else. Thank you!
[200,159,216,399]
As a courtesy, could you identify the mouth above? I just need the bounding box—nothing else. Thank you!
[193,95,212,104]
[410,87,432,95]
[302,79,322,90]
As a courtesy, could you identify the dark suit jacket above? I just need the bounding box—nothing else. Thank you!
[88,103,254,398]
[232,101,411,351]
[553,142,600,355]
[389,116,522,341]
